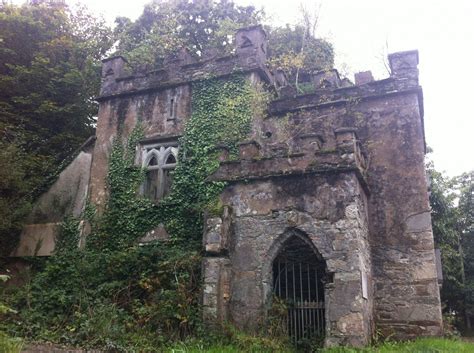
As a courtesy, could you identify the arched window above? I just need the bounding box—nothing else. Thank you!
[142,145,178,201]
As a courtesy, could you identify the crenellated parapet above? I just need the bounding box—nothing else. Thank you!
[270,50,422,115]
[98,25,273,101]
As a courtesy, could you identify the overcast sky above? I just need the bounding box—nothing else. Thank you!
[12,0,474,176]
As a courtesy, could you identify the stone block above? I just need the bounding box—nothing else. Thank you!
[203,208,232,254]
[297,133,323,153]
[388,50,418,73]
[214,144,230,162]
[238,140,261,160]
[279,85,296,98]
[388,50,419,82]
[202,257,231,324]
[334,127,357,147]
[235,25,267,62]
[100,56,128,95]
[312,69,341,89]
[203,217,223,254]
[354,71,374,85]
[406,211,431,233]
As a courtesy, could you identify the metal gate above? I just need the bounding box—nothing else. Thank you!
[272,236,326,343]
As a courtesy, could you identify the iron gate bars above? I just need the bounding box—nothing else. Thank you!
[273,259,325,343]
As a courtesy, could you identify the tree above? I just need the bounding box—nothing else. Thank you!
[266,4,334,90]
[0,2,112,256]
[428,158,474,329]
[429,165,464,315]
[113,0,264,67]
[113,0,334,80]
[458,172,474,327]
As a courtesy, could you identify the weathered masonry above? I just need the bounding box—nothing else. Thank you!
[12,25,443,346]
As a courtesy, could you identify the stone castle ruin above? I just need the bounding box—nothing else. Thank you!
[11,26,443,346]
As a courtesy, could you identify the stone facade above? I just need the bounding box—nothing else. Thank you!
[12,25,442,346]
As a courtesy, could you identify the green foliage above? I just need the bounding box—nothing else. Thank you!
[0,143,37,256]
[429,166,464,313]
[168,326,293,353]
[0,331,23,353]
[2,74,256,350]
[166,75,254,237]
[114,0,263,66]
[0,276,23,353]
[0,2,113,255]
[428,159,474,329]
[167,337,474,353]
[113,0,333,80]
[267,24,334,75]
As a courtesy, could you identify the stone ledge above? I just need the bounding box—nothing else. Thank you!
[269,75,422,115]
[97,59,272,101]
[208,147,369,194]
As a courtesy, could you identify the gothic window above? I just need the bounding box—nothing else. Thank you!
[141,144,178,201]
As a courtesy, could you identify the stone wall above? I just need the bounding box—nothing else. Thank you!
[12,140,94,257]
[89,26,271,209]
[203,47,442,345]
[88,84,191,208]
[204,171,372,346]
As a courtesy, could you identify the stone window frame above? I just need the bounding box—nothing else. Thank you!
[139,136,180,201]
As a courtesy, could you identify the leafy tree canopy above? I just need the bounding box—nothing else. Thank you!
[113,0,334,77]
[428,156,474,328]
[0,2,112,255]
[267,24,334,75]
[114,0,264,66]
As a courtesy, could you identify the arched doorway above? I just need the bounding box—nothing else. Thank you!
[272,234,326,343]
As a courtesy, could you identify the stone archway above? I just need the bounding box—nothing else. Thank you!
[270,232,327,343]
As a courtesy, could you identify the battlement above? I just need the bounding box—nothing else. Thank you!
[98,25,272,100]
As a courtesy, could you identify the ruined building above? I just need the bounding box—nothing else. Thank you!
[12,26,443,346]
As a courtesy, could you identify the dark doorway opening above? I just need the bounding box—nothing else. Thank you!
[272,235,326,343]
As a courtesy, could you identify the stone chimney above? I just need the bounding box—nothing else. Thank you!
[235,25,267,65]
[100,56,128,96]
[388,50,419,84]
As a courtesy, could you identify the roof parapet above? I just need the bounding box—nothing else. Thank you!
[98,25,271,100]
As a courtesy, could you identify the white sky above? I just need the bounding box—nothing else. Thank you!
[12,0,474,176]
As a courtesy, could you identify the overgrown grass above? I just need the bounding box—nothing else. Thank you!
[0,331,23,353]
[167,337,474,353]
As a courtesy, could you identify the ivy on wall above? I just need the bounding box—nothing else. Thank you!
[166,74,256,239]
[2,74,259,350]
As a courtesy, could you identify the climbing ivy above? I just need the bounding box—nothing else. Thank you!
[2,74,260,350]
[90,74,257,249]
[166,74,256,239]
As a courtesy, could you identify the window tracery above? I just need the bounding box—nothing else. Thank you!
[141,144,178,201]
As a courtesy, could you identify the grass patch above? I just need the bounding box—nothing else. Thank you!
[0,331,23,353]
[167,337,474,353]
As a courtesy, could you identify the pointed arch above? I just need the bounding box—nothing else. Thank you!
[143,148,160,168]
[263,228,327,342]
[264,228,324,275]
[162,146,178,167]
